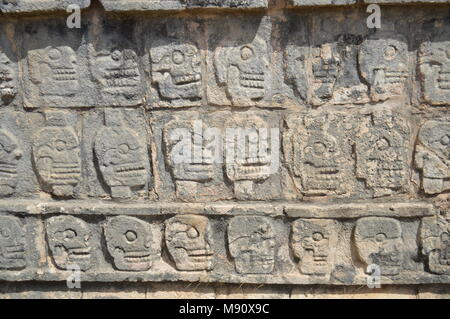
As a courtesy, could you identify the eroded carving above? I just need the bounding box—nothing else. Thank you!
[0,51,17,105]
[104,216,160,271]
[421,215,450,275]
[0,215,25,270]
[46,215,93,271]
[213,24,269,106]
[0,129,22,197]
[89,44,143,106]
[291,219,337,276]
[359,37,409,101]
[356,111,410,197]
[354,217,403,276]
[165,215,214,271]
[225,114,278,198]
[94,110,149,199]
[285,112,355,196]
[419,41,450,105]
[150,41,202,106]
[33,112,81,197]
[228,216,276,274]
[28,46,79,98]
[415,120,450,195]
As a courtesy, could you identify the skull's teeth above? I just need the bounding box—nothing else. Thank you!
[173,74,201,85]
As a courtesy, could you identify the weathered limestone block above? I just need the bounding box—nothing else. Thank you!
[421,214,450,275]
[419,41,450,105]
[354,217,404,276]
[93,109,151,199]
[83,108,151,199]
[46,215,95,271]
[285,11,370,106]
[0,24,19,107]
[0,0,90,13]
[164,214,215,271]
[104,216,161,271]
[146,18,205,108]
[355,109,411,198]
[359,35,410,102]
[99,0,267,12]
[22,19,92,108]
[415,119,450,195]
[224,112,281,200]
[291,219,338,276]
[87,20,146,107]
[207,16,278,108]
[32,111,82,198]
[284,111,357,197]
[228,216,277,274]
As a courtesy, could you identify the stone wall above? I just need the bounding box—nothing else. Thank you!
[0,0,449,299]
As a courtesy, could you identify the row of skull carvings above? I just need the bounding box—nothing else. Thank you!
[0,213,449,277]
[0,109,448,199]
[1,31,449,108]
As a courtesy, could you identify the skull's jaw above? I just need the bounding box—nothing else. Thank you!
[158,74,202,100]
[234,254,275,274]
[226,163,272,182]
[114,252,154,272]
[173,164,214,182]
[301,164,341,193]
[0,245,26,269]
[429,251,450,275]
[172,249,215,271]
[368,253,402,276]
[438,70,450,90]
[0,164,18,196]
[53,247,92,271]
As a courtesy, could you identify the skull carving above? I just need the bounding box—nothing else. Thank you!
[163,119,216,183]
[311,44,341,105]
[359,38,409,101]
[94,110,149,199]
[33,112,81,197]
[0,129,22,197]
[214,34,269,106]
[354,217,403,276]
[0,51,17,105]
[293,116,344,195]
[28,46,79,97]
[46,216,93,271]
[228,216,276,274]
[104,216,159,271]
[291,219,335,276]
[419,41,450,105]
[165,215,214,271]
[225,115,277,197]
[356,112,410,197]
[151,41,202,102]
[421,215,450,275]
[90,46,143,105]
[415,120,450,194]
[0,215,26,270]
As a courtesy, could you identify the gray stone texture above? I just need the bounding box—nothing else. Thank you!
[0,1,448,298]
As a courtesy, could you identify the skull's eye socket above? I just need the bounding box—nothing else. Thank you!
[64,229,77,240]
[375,233,387,243]
[383,45,397,61]
[187,227,199,239]
[0,227,10,238]
[48,48,62,61]
[125,230,137,242]
[313,142,327,155]
[55,140,67,151]
[440,134,450,146]
[312,232,324,241]
[111,50,122,61]
[118,144,130,154]
[241,46,254,61]
[375,137,390,151]
[172,50,185,65]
